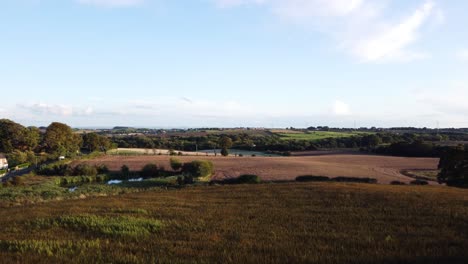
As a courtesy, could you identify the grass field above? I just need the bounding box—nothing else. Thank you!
[75,154,439,184]
[0,182,466,263]
[273,130,371,141]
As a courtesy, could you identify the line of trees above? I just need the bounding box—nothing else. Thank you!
[0,119,113,167]
[110,131,458,157]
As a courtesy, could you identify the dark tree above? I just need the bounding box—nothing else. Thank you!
[438,146,468,187]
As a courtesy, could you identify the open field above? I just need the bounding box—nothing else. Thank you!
[0,182,466,263]
[75,154,439,184]
[273,130,371,141]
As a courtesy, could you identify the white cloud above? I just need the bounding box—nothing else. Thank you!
[214,0,440,63]
[18,103,94,116]
[350,1,434,62]
[457,49,468,61]
[332,100,351,116]
[76,0,144,7]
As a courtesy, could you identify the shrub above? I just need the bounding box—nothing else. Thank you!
[237,174,261,184]
[177,175,194,185]
[37,162,70,176]
[121,165,130,176]
[221,148,229,157]
[95,164,109,174]
[170,158,182,171]
[391,181,406,185]
[332,177,377,184]
[182,160,214,178]
[73,164,98,177]
[296,175,330,182]
[410,179,429,185]
[12,176,25,186]
[140,163,159,178]
[238,154,244,157]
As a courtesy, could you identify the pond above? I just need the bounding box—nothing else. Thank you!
[107,178,143,185]
[198,149,280,157]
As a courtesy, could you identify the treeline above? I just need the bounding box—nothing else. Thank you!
[0,119,114,167]
[110,131,462,157]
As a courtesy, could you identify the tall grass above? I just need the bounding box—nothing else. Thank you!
[30,215,162,238]
[0,239,100,256]
[0,182,466,263]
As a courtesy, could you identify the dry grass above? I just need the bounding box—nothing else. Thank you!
[0,182,466,263]
[74,154,439,184]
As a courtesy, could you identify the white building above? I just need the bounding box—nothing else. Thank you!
[0,154,8,170]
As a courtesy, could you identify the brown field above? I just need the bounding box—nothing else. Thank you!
[0,182,467,263]
[75,154,439,184]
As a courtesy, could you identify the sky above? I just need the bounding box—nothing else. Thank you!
[0,0,467,128]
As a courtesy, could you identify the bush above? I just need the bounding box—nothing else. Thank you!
[177,175,194,185]
[332,177,377,184]
[37,162,70,176]
[237,174,261,184]
[410,179,429,185]
[95,164,109,174]
[391,181,406,185]
[296,175,330,182]
[140,163,159,178]
[12,176,24,186]
[170,158,182,171]
[182,160,214,178]
[121,165,130,176]
[221,148,229,157]
[73,164,98,176]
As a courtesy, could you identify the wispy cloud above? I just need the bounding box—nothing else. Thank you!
[214,0,440,63]
[350,2,435,62]
[76,0,144,7]
[18,103,94,117]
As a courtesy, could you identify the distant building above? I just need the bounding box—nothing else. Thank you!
[0,154,8,170]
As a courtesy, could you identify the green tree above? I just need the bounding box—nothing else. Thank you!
[182,160,214,178]
[218,136,233,149]
[83,133,112,152]
[141,163,159,178]
[0,119,29,153]
[7,150,28,167]
[43,122,82,157]
[220,148,229,156]
[218,136,233,156]
[24,127,41,151]
[170,157,182,171]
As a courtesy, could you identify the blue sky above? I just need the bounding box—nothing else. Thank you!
[1,0,467,128]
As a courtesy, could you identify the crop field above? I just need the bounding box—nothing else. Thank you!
[0,182,466,263]
[273,130,371,141]
[75,154,439,184]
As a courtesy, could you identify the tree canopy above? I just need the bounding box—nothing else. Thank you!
[0,119,39,153]
[43,122,82,156]
[438,145,468,187]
